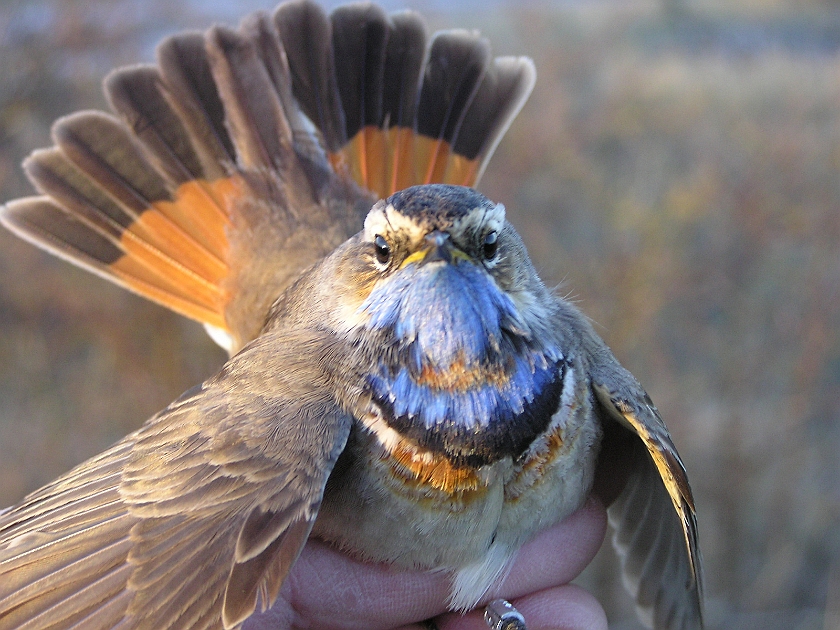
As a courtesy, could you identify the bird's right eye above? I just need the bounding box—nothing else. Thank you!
[482,230,499,261]
[374,235,391,266]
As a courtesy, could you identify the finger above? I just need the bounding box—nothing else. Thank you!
[434,585,608,630]
[252,540,450,630]
[248,496,607,630]
[488,496,607,602]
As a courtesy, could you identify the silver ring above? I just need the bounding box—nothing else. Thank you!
[484,599,527,630]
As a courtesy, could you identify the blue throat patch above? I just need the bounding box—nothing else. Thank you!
[360,260,565,466]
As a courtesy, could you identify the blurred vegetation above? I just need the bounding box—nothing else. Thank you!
[1,1,839,629]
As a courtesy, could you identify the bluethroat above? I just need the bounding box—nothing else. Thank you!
[0,1,702,628]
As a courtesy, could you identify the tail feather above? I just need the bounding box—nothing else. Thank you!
[19,124,230,326]
[1,197,227,329]
[330,3,393,194]
[274,1,346,152]
[206,25,294,171]
[239,12,323,164]
[155,32,238,177]
[381,13,427,194]
[52,113,229,277]
[414,30,491,185]
[51,113,172,216]
[331,4,390,140]
[105,64,235,261]
[0,0,535,352]
[450,56,537,184]
[105,65,206,186]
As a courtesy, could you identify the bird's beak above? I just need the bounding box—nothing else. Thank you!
[400,231,472,268]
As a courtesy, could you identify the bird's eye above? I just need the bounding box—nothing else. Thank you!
[482,231,498,261]
[374,235,391,265]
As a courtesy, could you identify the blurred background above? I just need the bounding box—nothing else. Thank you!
[1,0,838,628]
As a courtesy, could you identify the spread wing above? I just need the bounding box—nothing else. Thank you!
[0,0,535,354]
[591,368,704,630]
[0,329,352,630]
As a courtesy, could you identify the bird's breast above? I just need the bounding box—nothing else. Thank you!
[365,351,566,467]
[313,355,602,595]
[357,260,567,466]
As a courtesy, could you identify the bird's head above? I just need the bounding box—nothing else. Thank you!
[326,185,567,466]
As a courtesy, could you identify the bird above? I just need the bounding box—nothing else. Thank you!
[0,1,703,629]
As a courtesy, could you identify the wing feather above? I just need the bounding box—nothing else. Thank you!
[0,330,352,630]
[593,380,704,630]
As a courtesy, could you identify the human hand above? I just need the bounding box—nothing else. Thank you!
[245,496,608,630]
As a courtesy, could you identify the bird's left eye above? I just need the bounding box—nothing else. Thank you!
[482,231,498,261]
[374,235,392,265]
